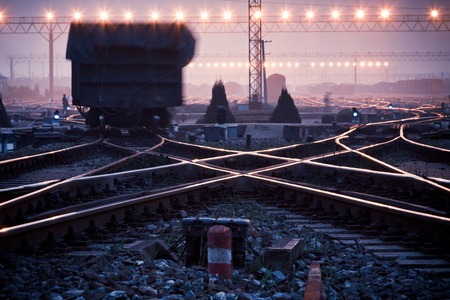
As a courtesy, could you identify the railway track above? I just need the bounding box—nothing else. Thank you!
[1,117,450,298]
[0,137,163,201]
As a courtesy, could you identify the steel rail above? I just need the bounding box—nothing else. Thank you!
[0,153,234,224]
[0,173,241,254]
[246,173,450,229]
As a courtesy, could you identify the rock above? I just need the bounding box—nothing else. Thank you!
[271,270,286,283]
[214,291,227,300]
[273,292,292,299]
[63,289,84,299]
[103,290,127,300]
[139,286,157,296]
[185,290,196,299]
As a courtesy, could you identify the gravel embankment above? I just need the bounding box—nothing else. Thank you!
[1,199,449,300]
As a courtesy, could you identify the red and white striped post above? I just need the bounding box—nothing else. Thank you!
[207,225,232,279]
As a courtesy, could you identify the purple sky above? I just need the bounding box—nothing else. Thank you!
[0,0,449,85]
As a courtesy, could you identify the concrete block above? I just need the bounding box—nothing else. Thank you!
[121,239,179,262]
[263,237,301,273]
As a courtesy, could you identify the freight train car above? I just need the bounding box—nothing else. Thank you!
[66,22,195,128]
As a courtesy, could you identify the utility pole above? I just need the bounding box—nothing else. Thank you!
[48,19,54,101]
[9,57,14,80]
[261,40,271,106]
[354,58,357,93]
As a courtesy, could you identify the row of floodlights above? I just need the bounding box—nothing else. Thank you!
[188,61,389,68]
[0,10,441,21]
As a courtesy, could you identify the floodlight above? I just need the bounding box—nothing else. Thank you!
[100,11,108,20]
[356,10,364,19]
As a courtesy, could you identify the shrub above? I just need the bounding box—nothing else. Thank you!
[270,88,301,123]
[203,80,236,124]
[336,108,352,123]
[322,114,335,124]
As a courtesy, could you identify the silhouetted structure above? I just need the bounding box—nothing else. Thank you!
[203,80,236,124]
[270,88,301,123]
[267,73,286,104]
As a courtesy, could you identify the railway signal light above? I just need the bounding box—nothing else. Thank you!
[352,107,359,123]
[53,110,60,126]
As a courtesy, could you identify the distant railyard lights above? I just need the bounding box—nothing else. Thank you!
[0,9,444,23]
[100,11,108,20]
[381,9,390,18]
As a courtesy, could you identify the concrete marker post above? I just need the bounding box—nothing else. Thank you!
[207,225,232,279]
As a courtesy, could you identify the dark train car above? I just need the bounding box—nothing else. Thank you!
[66,22,195,128]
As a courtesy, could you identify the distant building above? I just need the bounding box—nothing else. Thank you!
[267,73,286,104]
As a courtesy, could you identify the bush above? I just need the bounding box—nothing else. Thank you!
[270,88,301,123]
[202,80,236,124]
[336,108,352,123]
[0,93,12,127]
[321,114,335,124]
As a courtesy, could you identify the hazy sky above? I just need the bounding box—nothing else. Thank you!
[0,0,449,83]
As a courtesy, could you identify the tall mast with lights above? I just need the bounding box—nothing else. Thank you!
[248,0,262,110]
